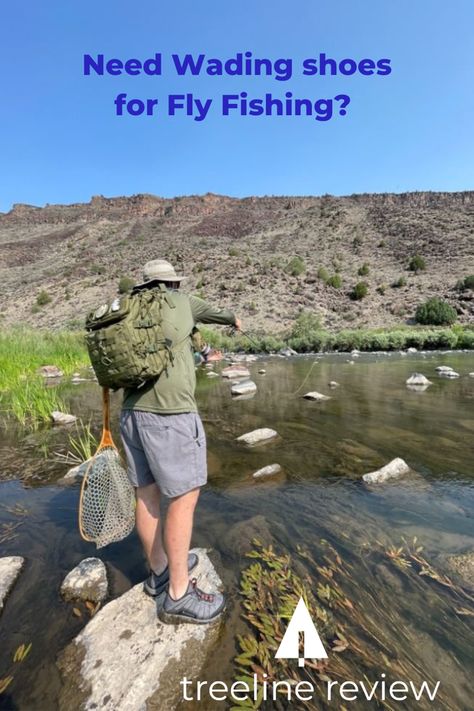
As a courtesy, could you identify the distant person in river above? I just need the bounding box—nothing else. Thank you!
[120,259,241,624]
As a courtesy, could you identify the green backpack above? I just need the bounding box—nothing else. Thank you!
[85,284,176,389]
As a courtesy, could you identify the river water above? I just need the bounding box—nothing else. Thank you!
[0,352,473,710]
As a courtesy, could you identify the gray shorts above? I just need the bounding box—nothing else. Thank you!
[120,410,207,497]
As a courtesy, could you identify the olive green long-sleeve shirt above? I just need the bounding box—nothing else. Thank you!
[122,291,236,414]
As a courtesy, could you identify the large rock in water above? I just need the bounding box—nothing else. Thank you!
[60,558,108,603]
[362,458,410,484]
[0,556,25,614]
[221,365,250,379]
[231,380,257,396]
[58,549,223,711]
[236,428,278,445]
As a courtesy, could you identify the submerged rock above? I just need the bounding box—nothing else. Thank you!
[51,411,77,426]
[231,380,257,396]
[303,391,331,401]
[258,368,266,375]
[237,428,278,445]
[206,371,219,378]
[438,370,460,378]
[221,517,273,557]
[221,366,250,379]
[57,549,222,711]
[38,365,64,379]
[328,381,339,388]
[407,347,418,353]
[443,552,474,589]
[252,463,282,479]
[0,556,25,614]
[435,366,454,372]
[362,457,410,484]
[406,373,431,387]
[61,558,108,603]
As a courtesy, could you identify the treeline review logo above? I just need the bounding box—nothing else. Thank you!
[180,597,441,704]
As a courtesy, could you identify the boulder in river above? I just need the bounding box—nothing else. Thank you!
[362,457,410,484]
[38,365,64,379]
[438,370,460,378]
[469,372,474,378]
[51,411,78,426]
[221,516,273,557]
[328,381,339,388]
[59,459,91,485]
[0,556,25,614]
[443,552,474,589]
[61,558,108,603]
[221,365,250,379]
[406,373,432,387]
[435,366,454,372]
[407,347,418,353]
[237,428,278,445]
[252,463,282,479]
[279,346,297,357]
[231,380,257,396]
[57,548,222,711]
[303,391,331,401]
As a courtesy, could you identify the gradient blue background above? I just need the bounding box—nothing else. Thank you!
[1,1,473,211]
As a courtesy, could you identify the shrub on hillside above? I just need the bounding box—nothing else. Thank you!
[408,255,426,273]
[392,276,407,288]
[358,263,370,276]
[118,276,135,293]
[285,256,306,277]
[326,274,342,288]
[457,275,474,291]
[317,267,329,282]
[290,310,322,339]
[36,290,52,306]
[351,281,369,300]
[415,297,457,325]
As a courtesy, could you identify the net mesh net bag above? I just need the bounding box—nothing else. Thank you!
[79,447,135,549]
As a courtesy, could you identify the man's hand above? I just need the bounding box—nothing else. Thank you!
[234,317,242,331]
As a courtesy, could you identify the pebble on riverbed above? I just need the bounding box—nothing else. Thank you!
[60,558,108,603]
[231,380,257,396]
[303,391,331,401]
[362,457,410,484]
[252,464,282,479]
[406,373,432,387]
[0,556,25,614]
[237,428,278,445]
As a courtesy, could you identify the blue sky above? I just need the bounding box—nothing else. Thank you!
[0,0,473,211]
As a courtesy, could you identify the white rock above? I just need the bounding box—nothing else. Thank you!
[237,428,278,445]
[351,350,360,357]
[38,365,64,378]
[206,371,219,378]
[279,347,297,357]
[252,464,282,479]
[469,372,474,378]
[258,369,266,375]
[57,549,222,710]
[0,557,25,614]
[328,381,339,388]
[363,458,410,484]
[407,347,418,353]
[51,411,77,426]
[438,370,460,378]
[231,380,257,396]
[221,366,251,379]
[435,366,454,372]
[406,373,431,386]
[303,391,331,401]
[61,558,108,603]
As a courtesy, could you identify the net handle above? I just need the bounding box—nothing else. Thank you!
[98,386,115,449]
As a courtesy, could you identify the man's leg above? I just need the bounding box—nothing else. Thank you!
[135,483,168,574]
[164,487,200,600]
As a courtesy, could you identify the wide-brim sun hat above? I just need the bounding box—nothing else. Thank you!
[135,259,187,288]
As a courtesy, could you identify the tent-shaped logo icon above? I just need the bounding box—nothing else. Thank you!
[275,597,328,667]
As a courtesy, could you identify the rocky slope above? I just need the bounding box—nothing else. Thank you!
[0,191,473,332]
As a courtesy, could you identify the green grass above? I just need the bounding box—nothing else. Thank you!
[0,328,88,427]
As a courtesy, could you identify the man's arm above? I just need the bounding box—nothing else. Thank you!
[189,294,240,327]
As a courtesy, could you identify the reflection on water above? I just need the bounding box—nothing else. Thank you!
[0,352,473,709]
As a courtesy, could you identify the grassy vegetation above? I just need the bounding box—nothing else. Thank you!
[0,328,88,427]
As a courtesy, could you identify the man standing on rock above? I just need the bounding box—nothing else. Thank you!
[120,259,240,624]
